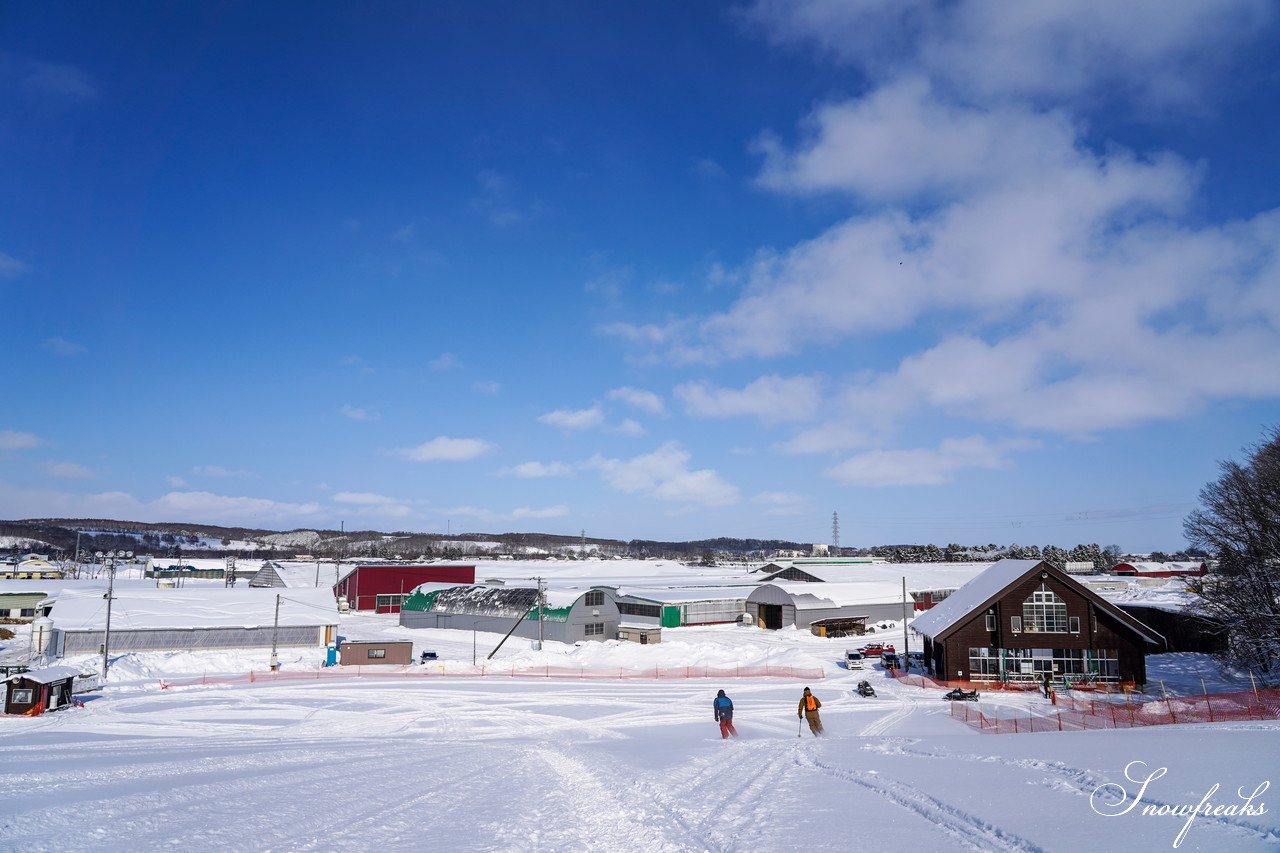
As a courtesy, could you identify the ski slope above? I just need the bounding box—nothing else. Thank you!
[1,621,1276,852]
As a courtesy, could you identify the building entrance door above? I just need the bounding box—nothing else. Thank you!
[759,603,783,630]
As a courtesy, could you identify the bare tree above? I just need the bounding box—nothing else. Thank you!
[1183,427,1280,684]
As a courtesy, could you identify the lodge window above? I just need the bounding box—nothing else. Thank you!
[1069,616,1081,633]
[375,594,406,609]
[11,689,33,704]
[1011,615,1022,632]
[584,622,604,636]
[968,648,1001,676]
[1022,585,1068,632]
[985,611,996,631]
[367,649,386,659]
[584,590,604,606]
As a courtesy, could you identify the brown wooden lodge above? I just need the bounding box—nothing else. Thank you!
[911,559,1165,686]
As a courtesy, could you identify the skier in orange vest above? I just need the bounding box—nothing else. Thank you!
[797,687,823,735]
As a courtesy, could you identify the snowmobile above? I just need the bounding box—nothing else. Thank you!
[856,680,876,697]
[943,687,980,702]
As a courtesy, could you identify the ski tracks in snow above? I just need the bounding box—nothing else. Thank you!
[793,749,1050,853]
[499,744,713,853]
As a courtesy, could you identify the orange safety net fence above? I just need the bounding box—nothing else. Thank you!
[886,668,1139,695]
[948,687,1280,733]
[167,662,825,687]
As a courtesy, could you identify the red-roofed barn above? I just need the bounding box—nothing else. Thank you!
[335,564,476,613]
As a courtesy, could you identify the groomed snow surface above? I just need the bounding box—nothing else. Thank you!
[1,616,1276,853]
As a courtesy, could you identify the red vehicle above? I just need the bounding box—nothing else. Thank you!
[859,643,895,657]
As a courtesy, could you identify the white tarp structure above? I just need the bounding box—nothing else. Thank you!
[44,587,338,654]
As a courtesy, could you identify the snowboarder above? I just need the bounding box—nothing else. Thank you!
[797,687,823,736]
[713,689,738,738]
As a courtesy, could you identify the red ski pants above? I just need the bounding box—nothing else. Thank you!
[719,718,738,738]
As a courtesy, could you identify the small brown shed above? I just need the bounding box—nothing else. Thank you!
[4,666,82,716]
[338,640,414,666]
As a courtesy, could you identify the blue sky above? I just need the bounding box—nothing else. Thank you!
[4,1,1279,551]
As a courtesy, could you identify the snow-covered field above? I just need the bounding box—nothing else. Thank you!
[1,612,1275,853]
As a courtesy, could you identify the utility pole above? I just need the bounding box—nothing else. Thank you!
[832,511,840,555]
[537,577,545,649]
[270,594,282,670]
[99,550,131,680]
[902,576,910,661]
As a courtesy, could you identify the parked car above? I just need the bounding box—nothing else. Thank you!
[844,650,865,669]
[881,652,900,669]
[906,652,926,668]
[860,644,895,657]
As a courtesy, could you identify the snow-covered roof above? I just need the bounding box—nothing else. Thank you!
[910,559,1165,645]
[761,581,907,609]
[1121,562,1203,574]
[910,560,1045,637]
[0,579,74,594]
[764,561,995,590]
[6,666,84,684]
[614,586,753,604]
[46,587,339,631]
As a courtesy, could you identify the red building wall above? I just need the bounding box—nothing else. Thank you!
[335,565,476,612]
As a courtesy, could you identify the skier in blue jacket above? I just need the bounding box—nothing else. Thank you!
[713,689,739,738]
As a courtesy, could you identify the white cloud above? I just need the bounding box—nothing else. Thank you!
[676,375,822,424]
[0,252,30,279]
[753,491,806,516]
[473,380,502,395]
[192,465,252,478]
[827,436,1039,487]
[755,78,1084,201]
[332,491,415,519]
[150,491,327,523]
[743,0,1275,107]
[390,224,415,243]
[22,62,96,100]
[691,157,727,180]
[340,404,381,421]
[42,336,87,356]
[0,431,42,450]
[434,505,500,523]
[470,169,532,227]
[538,405,605,431]
[394,436,495,462]
[512,505,570,519]
[612,419,645,438]
[607,386,667,416]
[166,476,188,488]
[430,352,461,371]
[585,269,629,302]
[777,423,874,455]
[48,462,92,479]
[586,442,740,507]
[616,63,1280,438]
[333,491,400,505]
[499,461,572,478]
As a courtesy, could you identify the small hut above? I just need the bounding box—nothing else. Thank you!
[338,640,413,666]
[3,666,82,716]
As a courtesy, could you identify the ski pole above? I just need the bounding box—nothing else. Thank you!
[798,716,803,737]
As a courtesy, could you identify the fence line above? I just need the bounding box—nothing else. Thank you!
[886,668,1138,695]
[167,662,825,688]
[948,687,1280,733]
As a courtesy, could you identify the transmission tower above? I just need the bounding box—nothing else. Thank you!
[832,511,841,555]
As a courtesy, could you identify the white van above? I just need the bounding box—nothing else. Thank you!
[844,650,865,669]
